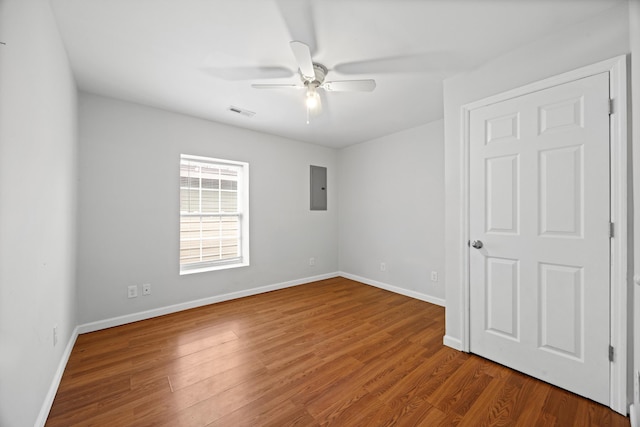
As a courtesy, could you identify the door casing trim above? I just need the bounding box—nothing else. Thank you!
[458,55,628,414]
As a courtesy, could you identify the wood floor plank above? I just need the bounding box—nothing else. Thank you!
[360,344,432,398]
[46,277,630,426]
[455,373,522,426]
[541,387,580,426]
[376,346,467,411]
[429,367,494,417]
[510,379,554,426]
[394,401,450,427]
[205,398,305,427]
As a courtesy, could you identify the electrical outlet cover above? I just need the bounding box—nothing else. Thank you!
[128,285,138,298]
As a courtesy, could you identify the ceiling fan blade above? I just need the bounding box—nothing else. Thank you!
[275,0,317,55]
[334,53,472,76]
[204,66,293,81]
[251,84,301,89]
[290,41,315,81]
[322,80,376,92]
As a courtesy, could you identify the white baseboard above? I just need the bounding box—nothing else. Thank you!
[443,334,464,351]
[631,403,639,427]
[338,271,446,307]
[35,325,79,427]
[78,272,340,334]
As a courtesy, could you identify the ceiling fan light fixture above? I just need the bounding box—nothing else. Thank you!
[305,84,319,109]
[304,81,321,124]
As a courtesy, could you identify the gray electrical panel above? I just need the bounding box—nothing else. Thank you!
[310,165,327,210]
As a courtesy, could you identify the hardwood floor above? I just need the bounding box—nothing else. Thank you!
[46,277,629,426]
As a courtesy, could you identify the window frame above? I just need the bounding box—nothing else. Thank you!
[179,154,250,275]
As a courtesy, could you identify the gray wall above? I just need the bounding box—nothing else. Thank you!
[77,93,339,324]
[339,121,445,303]
[0,0,78,425]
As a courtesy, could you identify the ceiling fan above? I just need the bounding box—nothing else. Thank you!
[251,41,376,123]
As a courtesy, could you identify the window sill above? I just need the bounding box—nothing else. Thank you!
[179,262,249,276]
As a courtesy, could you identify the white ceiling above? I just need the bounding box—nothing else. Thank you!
[51,0,623,148]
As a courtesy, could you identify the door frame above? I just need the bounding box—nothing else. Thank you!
[458,55,628,414]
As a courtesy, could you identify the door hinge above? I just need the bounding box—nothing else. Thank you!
[608,99,614,115]
[610,222,614,238]
[609,345,614,362]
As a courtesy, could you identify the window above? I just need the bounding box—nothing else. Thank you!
[179,154,249,274]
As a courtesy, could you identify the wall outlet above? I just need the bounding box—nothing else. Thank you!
[142,283,151,296]
[128,285,138,298]
[380,262,386,272]
[309,257,315,266]
[53,325,58,347]
[430,271,438,282]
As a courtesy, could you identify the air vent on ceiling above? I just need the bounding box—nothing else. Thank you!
[228,106,255,118]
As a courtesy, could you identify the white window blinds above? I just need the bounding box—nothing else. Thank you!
[179,155,249,273]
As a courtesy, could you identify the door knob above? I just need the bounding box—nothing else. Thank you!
[471,240,483,249]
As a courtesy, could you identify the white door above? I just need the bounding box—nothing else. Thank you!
[469,72,611,405]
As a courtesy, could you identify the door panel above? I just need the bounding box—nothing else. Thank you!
[486,155,519,234]
[485,256,519,340]
[539,262,583,359]
[539,145,583,237]
[469,72,610,405]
